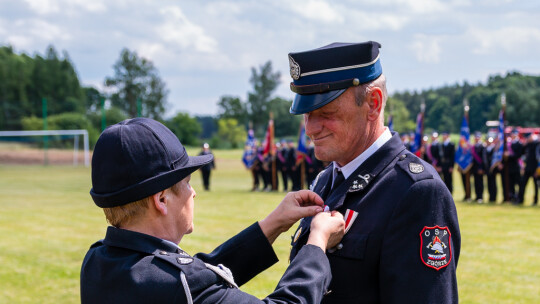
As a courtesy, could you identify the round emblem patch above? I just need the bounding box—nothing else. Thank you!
[419,226,452,271]
[409,162,424,173]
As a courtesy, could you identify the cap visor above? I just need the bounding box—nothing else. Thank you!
[290,89,346,115]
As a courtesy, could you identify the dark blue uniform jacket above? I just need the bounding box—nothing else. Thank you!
[81,223,331,303]
[290,133,461,304]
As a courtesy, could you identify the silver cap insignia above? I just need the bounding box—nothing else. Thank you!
[289,55,301,80]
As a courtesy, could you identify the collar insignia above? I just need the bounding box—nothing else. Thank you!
[289,55,301,80]
[349,174,371,192]
[409,162,424,174]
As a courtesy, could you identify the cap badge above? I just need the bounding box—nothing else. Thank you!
[409,162,424,174]
[420,226,452,271]
[289,55,301,80]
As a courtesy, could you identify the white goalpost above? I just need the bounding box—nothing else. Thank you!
[0,129,90,167]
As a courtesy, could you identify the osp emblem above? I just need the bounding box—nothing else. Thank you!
[420,226,452,271]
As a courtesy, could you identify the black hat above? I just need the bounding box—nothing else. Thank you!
[90,118,213,208]
[288,41,382,115]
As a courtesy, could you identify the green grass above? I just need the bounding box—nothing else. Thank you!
[0,148,539,303]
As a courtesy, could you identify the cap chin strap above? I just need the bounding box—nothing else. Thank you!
[290,78,360,95]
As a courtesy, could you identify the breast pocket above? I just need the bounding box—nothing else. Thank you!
[329,232,369,260]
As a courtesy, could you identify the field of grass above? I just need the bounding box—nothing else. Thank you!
[0,148,539,303]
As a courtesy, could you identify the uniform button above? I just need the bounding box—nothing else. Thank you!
[324,289,333,296]
[159,251,168,255]
[337,243,343,250]
[400,154,407,160]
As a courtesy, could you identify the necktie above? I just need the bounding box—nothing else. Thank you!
[332,169,345,191]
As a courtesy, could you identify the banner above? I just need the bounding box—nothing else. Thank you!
[410,112,423,153]
[262,118,274,156]
[296,122,312,164]
[241,128,256,168]
[490,110,504,171]
[455,116,472,172]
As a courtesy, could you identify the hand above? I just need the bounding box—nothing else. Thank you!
[259,190,324,244]
[307,211,345,252]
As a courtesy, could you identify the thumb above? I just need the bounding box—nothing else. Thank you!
[297,205,323,218]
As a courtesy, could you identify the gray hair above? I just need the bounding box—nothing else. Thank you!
[354,74,387,107]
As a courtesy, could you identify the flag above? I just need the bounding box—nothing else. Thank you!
[410,112,423,153]
[241,128,256,168]
[262,118,274,156]
[296,122,312,164]
[490,110,505,171]
[388,114,394,132]
[455,116,472,172]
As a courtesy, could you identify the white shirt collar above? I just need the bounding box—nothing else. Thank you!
[332,128,392,180]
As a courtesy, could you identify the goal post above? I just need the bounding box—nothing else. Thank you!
[0,130,90,167]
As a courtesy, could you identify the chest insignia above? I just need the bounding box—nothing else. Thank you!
[420,226,452,271]
[293,226,302,243]
[409,162,424,173]
[349,174,371,192]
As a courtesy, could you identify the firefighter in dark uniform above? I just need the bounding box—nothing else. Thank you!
[471,132,486,203]
[506,129,523,202]
[81,118,346,304]
[440,131,455,193]
[287,41,461,303]
[518,133,539,205]
[198,143,215,191]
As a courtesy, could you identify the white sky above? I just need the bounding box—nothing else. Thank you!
[1,0,539,117]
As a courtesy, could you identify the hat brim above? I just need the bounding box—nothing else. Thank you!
[90,154,213,208]
[289,89,346,115]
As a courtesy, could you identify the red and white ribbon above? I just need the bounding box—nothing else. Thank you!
[344,209,358,234]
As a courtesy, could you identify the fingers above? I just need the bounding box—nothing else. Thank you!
[294,190,324,207]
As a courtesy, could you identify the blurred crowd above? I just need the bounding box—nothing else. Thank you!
[402,130,539,205]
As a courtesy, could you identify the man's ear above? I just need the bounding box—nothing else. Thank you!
[366,87,383,121]
[151,190,168,216]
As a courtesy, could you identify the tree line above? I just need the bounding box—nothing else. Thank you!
[1,44,539,149]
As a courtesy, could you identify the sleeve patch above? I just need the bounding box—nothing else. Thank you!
[419,226,452,271]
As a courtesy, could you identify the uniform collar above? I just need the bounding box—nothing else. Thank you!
[322,131,406,210]
[333,128,392,180]
[103,226,181,255]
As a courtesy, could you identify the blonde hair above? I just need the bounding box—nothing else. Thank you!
[103,181,184,227]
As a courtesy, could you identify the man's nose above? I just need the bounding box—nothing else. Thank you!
[304,114,322,137]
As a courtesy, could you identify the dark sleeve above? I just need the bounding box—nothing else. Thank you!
[192,245,331,304]
[194,222,278,286]
[379,179,460,304]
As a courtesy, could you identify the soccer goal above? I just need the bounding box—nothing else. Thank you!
[0,130,90,166]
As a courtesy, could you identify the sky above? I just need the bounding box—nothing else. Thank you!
[1,0,539,117]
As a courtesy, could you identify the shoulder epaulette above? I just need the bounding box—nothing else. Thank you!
[395,152,435,182]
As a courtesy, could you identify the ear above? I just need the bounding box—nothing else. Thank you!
[366,87,383,121]
[151,190,168,216]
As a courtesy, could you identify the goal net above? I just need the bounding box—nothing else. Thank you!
[0,130,90,166]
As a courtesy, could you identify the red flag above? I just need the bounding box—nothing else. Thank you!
[263,118,274,156]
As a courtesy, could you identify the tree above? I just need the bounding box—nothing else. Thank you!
[217,118,246,149]
[165,112,201,146]
[247,61,281,135]
[217,95,247,125]
[105,48,168,119]
[268,97,302,137]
